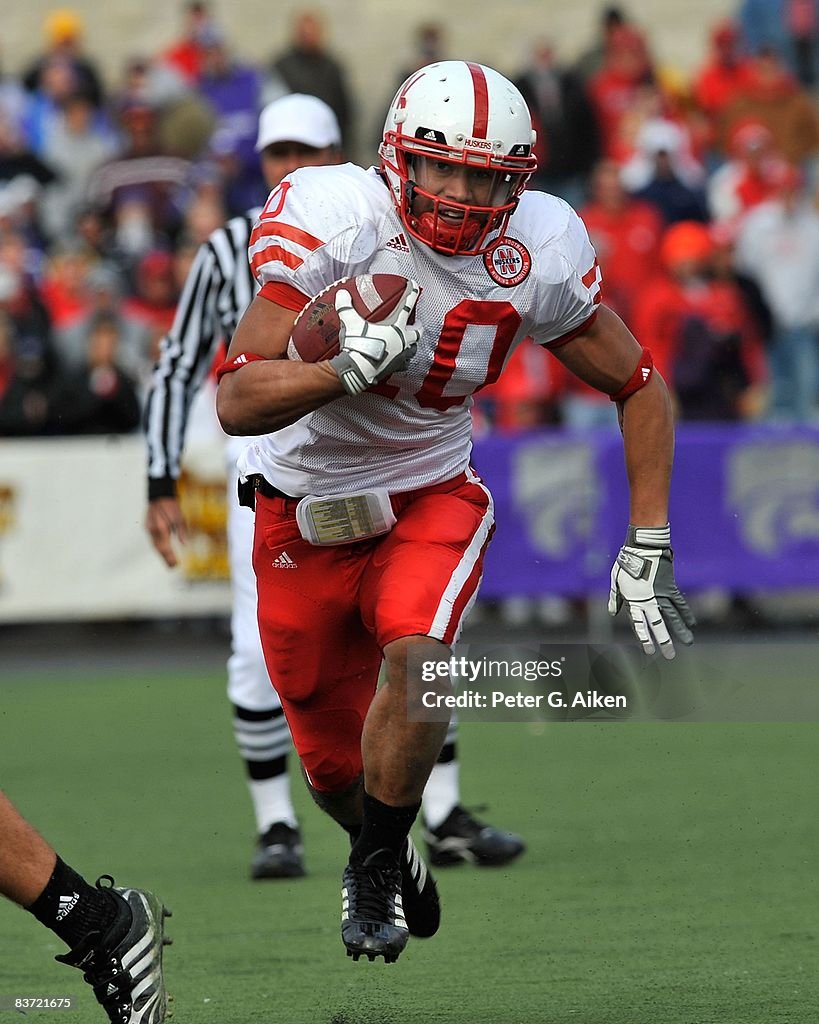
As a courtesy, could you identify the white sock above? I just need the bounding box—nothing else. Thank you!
[249,775,298,834]
[422,760,460,829]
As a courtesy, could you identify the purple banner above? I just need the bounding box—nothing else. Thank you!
[472,424,819,597]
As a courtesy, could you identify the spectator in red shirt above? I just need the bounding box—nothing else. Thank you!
[707,119,789,228]
[556,158,664,429]
[693,19,755,149]
[587,24,655,160]
[123,248,179,383]
[716,47,819,166]
[580,158,663,326]
[38,243,91,332]
[161,1,215,85]
[631,220,767,420]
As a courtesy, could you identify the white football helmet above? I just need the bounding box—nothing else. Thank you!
[379,61,537,256]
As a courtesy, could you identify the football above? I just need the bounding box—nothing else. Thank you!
[287,273,414,363]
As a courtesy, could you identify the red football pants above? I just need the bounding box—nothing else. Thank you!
[252,469,494,792]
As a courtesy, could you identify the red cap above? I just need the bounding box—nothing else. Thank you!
[729,119,773,156]
[661,221,714,268]
[139,250,173,278]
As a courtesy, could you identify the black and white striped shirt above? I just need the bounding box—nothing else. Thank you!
[144,208,261,499]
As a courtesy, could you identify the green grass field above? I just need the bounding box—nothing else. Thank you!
[2,658,817,1023]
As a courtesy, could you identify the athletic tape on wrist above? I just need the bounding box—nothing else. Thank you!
[610,347,654,402]
[626,524,671,548]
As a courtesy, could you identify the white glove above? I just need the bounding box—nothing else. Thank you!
[330,280,421,396]
[608,525,695,660]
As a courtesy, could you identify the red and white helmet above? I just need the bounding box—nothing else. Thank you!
[379,61,538,256]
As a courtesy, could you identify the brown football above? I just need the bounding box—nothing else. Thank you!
[287,273,414,363]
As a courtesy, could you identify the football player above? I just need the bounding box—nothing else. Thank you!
[144,93,524,881]
[216,61,694,963]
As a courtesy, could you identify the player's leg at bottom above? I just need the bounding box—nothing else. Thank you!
[253,489,459,962]
[4,793,171,1024]
[345,470,496,959]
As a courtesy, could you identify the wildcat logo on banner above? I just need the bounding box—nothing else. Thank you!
[728,441,819,555]
[512,440,599,556]
[475,425,819,597]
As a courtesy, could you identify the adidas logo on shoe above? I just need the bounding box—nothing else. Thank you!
[272,551,298,568]
[386,232,410,253]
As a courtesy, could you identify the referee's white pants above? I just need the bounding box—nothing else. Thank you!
[226,448,283,713]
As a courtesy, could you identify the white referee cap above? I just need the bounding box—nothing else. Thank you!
[256,94,341,151]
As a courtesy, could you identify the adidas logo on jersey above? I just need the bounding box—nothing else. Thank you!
[642,367,651,381]
[272,551,298,568]
[386,232,410,253]
[56,892,80,920]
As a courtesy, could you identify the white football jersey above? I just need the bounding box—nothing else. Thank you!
[240,163,601,496]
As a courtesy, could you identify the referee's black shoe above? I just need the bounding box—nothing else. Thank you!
[423,804,526,867]
[251,821,306,879]
[341,848,409,963]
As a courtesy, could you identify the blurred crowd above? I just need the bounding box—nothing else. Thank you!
[3,1,819,437]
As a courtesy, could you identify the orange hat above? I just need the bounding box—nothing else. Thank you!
[45,9,82,43]
[660,221,714,268]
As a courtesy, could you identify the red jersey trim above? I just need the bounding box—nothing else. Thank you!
[544,309,599,350]
[582,258,601,291]
[250,244,304,274]
[254,220,324,252]
[259,281,310,311]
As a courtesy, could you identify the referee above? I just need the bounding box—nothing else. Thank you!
[144,94,343,879]
[143,93,525,880]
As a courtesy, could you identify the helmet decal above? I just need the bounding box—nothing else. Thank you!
[466,61,489,137]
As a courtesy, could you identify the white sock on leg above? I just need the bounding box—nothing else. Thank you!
[249,774,298,834]
[421,760,460,830]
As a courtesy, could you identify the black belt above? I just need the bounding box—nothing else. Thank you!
[238,475,294,509]
[252,475,294,500]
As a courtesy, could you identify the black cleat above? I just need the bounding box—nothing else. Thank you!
[423,805,526,867]
[55,876,171,1023]
[400,835,440,938]
[251,822,306,879]
[341,848,409,963]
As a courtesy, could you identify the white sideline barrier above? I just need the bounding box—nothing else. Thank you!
[0,436,231,623]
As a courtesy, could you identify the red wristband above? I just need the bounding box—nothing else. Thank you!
[215,352,266,382]
[610,347,654,402]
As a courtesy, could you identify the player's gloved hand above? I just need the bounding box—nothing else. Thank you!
[608,524,695,660]
[330,280,421,396]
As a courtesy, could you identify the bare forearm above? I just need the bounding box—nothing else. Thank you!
[619,372,674,526]
[0,792,56,905]
[217,359,345,435]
